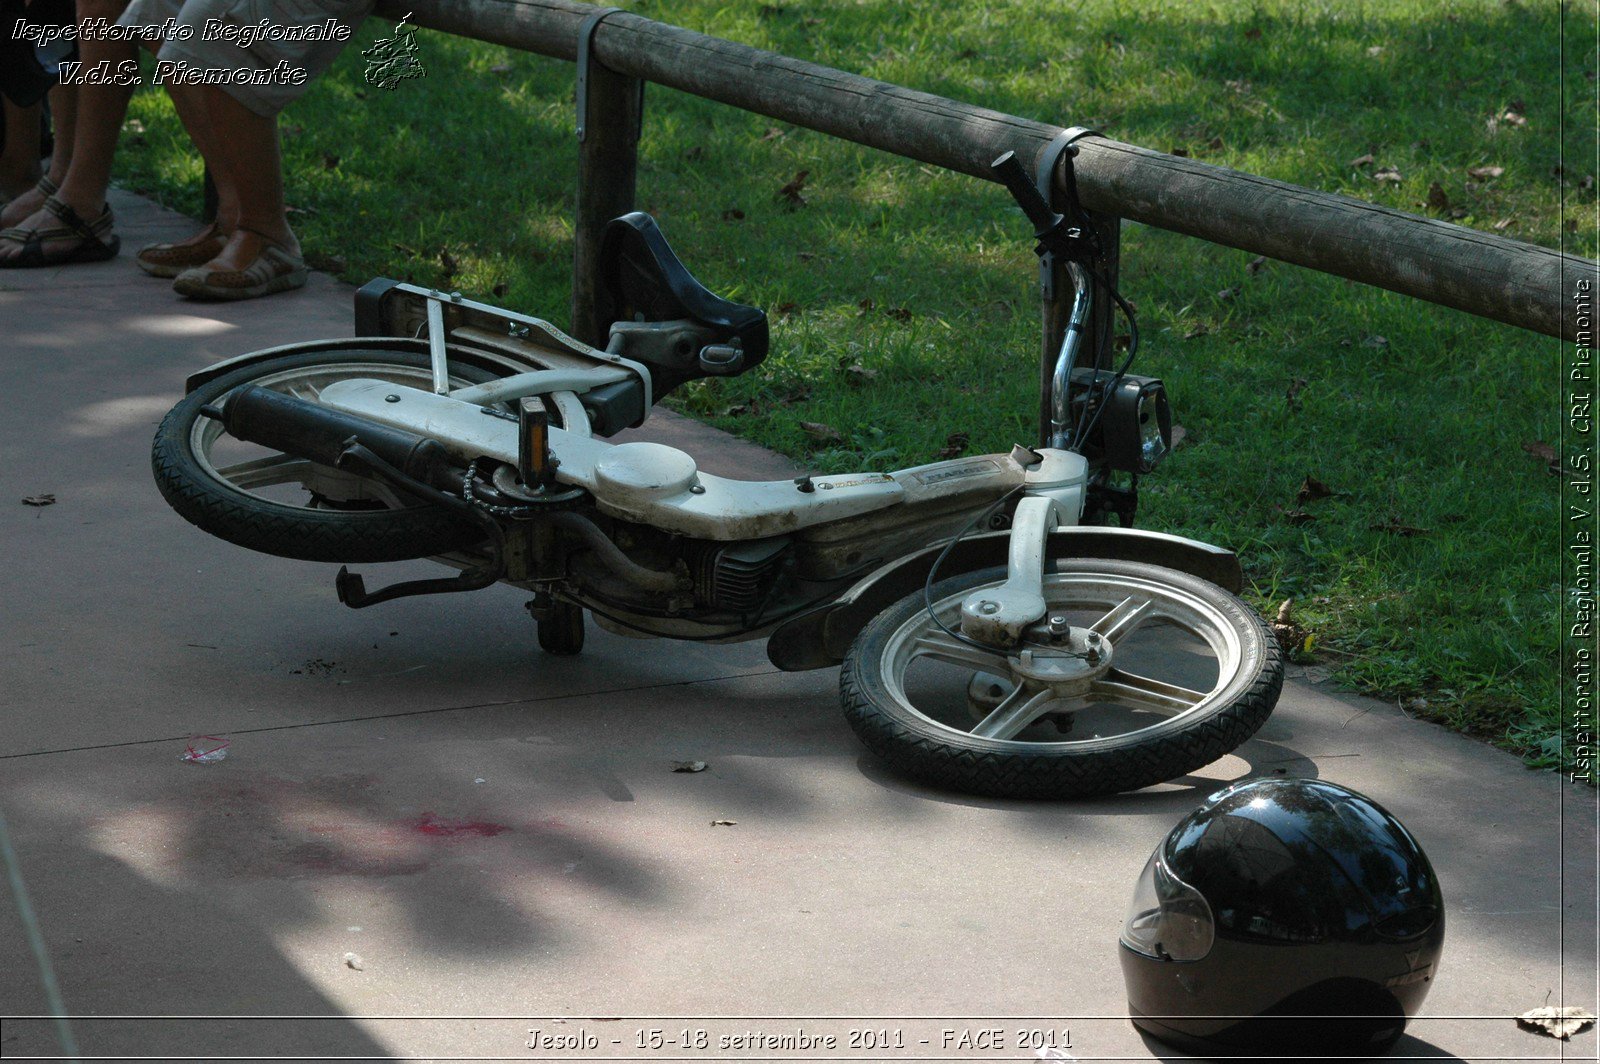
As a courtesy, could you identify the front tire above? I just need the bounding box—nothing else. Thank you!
[840,558,1283,799]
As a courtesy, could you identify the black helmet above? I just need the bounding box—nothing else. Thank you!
[1119,778,1444,1058]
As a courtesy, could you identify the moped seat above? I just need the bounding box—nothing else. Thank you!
[596,212,769,367]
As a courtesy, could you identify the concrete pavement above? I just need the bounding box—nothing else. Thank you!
[0,189,1594,1062]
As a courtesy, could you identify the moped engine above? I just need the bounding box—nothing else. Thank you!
[683,536,792,613]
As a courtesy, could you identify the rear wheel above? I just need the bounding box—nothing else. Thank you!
[152,344,497,562]
[840,558,1283,799]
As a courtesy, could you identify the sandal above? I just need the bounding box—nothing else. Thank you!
[0,195,120,269]
[172,229,306,301]
[136,222,230,278]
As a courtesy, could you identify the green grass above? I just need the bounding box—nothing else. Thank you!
[115,0,1596,772]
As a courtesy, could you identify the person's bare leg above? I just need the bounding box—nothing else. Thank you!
[1,83,81,227]
[0,99,44,198]
[0,0,135,261]
[160,80,239,240]
[44,83,77,182]
[195,85,297,272]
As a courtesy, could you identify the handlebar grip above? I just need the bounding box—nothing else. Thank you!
[991,150,1058,234]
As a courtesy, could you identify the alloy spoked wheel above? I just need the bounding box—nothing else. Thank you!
[152,345,498,563]
[840,558,1283,799]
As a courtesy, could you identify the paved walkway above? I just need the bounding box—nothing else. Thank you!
[0,190,1594,1062]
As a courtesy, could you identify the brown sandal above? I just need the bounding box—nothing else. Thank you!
[172,229,306,301]
[0,196,119,269]
[136,223,230,278]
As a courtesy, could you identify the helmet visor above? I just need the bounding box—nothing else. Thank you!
[1121,850,1215,962]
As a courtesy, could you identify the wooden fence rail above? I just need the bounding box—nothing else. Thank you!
[376,0,1593,345]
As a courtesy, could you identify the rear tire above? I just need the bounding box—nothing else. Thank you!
[152,344,496,563]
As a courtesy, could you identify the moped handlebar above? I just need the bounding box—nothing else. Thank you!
[990,150,1060,238]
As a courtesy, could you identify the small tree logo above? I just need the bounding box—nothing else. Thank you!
[362,12,426,90]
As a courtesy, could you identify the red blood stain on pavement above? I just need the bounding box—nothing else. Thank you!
[410,812,510,838]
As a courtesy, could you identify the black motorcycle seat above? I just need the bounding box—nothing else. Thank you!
[596,212,769,364]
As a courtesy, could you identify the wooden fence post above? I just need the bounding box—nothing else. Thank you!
[570,20,643,346]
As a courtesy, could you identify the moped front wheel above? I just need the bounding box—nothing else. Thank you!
[152,344,497,563]
[840,558,1282,799]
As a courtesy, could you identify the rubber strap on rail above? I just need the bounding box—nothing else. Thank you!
[576,7,644,142]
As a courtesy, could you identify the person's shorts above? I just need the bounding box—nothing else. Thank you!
[117,0,372,116]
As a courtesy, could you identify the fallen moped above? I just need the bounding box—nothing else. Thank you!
[152,148,1282,798]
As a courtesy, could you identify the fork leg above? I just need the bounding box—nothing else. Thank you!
[958,495,1062,646]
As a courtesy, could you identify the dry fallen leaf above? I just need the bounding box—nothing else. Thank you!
[1467,164,1505,180]
[21,494,55,507]
[937,432,970,460]
[857,297,876,314]
[886,307,913,323]
[1349,153,1376,168]
[1285,377,1308,409]
[1283,508,1316,526]
[776,170,810,208]
[322,153,340,170]
[843,362,878,386]
[1243,26,1262,40]
[1370,517,1430,537]
[775,301,800,317]
[1502,109,1527,127]
[761,126,785,141]
[493,281,509,297]
[1217,287,1238,301]
[1517,1006,1596,1040]
[672,760,708,773]
[1184,321,1210,339]
[1493,217,1515,230]
[1426,182,1452,212]
[1373,166,1403,183]
[1365,45,1384,56]
[1522,440,1558,463]
[1246,255,1268,275]
[1522,439,1569,475]
[1271,599,1308,651]
[438,248,458,278]
[720,207,745,222]
[800,421,843,444]
[1362,334,1389,348]
[1207,135,1225,150]
[489,62,513,74]
[1296,474,1341,504]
